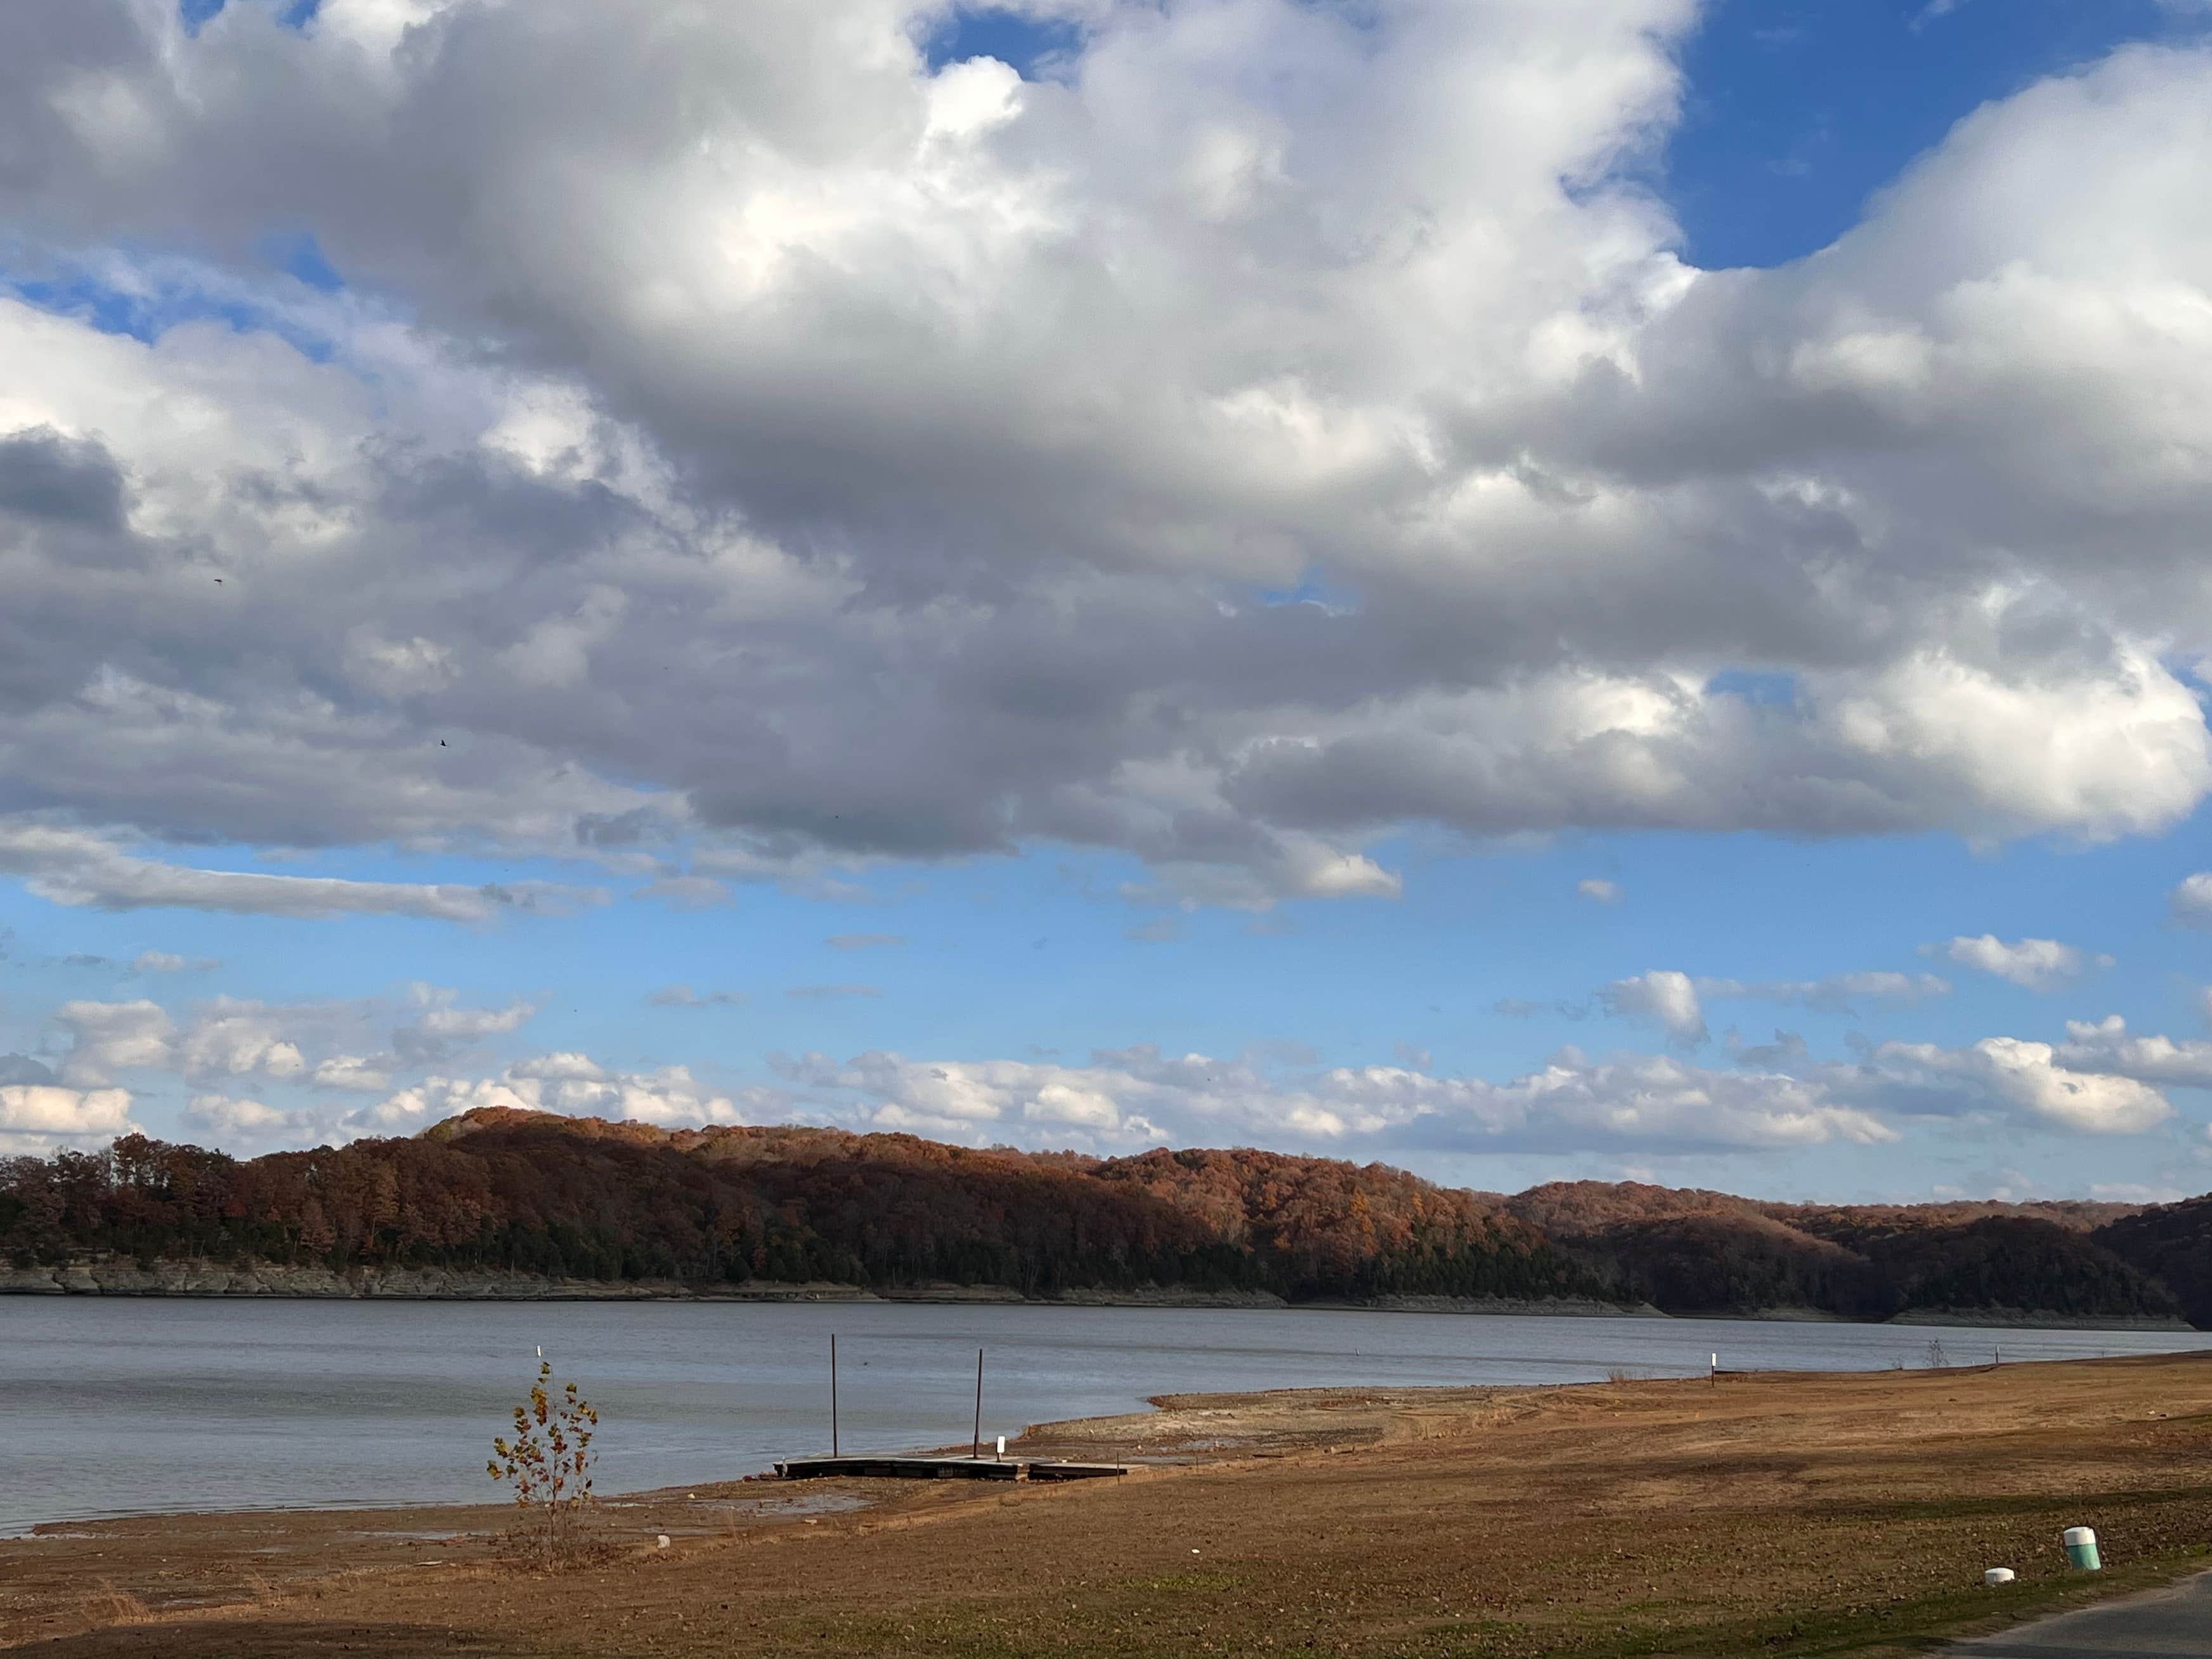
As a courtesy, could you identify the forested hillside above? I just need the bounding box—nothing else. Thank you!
[0,1110,1590,1304]
[4,1109,2209,1325]
[1502,1180,2180,1323]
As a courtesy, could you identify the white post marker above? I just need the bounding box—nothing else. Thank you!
[996,1435,1006,1461]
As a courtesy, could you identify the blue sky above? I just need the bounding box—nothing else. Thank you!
[5,0,2212,1200]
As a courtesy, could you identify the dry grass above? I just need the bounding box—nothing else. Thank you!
[81,1582,148,1629]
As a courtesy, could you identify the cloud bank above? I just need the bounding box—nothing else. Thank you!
[0,6,2204,902]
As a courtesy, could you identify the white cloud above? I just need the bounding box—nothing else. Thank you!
[359,1053,751,1134]
[354,1075,542,1135]
[391,985,537,1063]
[53,999,178,1086]
[0,1083,137,1152]
[0,821,557,925]
[1599,970,1708,1044]
[1873,1036,2174,1134]
[1939,935,2090,991]
[2057,1015,2212,1090]
[49,989,521,1096]
[177,1001,308,1083]
[184,1093,318,1148]
[2171,873,2212,927]
[1576,878,1622,904]
[309,1054,394,1093]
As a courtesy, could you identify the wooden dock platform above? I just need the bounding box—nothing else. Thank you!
[774,1454,1126,1483]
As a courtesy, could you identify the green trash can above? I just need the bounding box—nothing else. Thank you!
[2063,1526,2102,1571]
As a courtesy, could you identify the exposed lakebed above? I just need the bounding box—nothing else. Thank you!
[6,1296,2211,1533]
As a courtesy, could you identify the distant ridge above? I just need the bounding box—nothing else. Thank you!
[0,1109,2197,1326]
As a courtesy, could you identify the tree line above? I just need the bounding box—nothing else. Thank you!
[3,1109,2204,1322]
[0,1109,1590,1303]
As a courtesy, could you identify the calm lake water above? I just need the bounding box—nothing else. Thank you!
[6,1298,2211,1534]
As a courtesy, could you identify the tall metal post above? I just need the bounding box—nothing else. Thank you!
[972,1347,984,1459]
[831,1334,840,1457]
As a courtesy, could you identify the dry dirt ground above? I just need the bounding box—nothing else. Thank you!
[9,1353,2212,1658]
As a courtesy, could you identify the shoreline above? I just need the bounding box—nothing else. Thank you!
[0,1260,1640,1313]
[0,1258,1662,1315]
[2,1259,2192,1328]
[3,1338,2196,1540]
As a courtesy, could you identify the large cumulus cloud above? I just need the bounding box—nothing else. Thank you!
[0,1,2208,902]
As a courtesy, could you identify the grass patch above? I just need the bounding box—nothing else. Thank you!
[798,1547,2212,1659]
[1416,1551,2212,1659]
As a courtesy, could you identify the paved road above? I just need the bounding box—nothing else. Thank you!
[1950,1571,2212,1656]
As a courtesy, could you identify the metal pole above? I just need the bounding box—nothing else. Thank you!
[831,1334,840,1458]
[973,1348,984,1459]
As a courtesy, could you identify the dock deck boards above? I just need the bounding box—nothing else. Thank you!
[774,1454,1126,1483]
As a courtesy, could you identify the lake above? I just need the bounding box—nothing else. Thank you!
[6,1298,2209,1535]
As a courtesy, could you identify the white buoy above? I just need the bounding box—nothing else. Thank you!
[2063,1526,2102,1571]
[1984,1568,2016,1586]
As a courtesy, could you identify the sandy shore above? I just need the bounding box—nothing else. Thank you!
[8,1353,2212,1656]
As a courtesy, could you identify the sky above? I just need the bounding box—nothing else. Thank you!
[6,0,2212,1204]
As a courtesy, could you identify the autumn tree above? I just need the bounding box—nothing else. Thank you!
[488,1356,599,1565]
